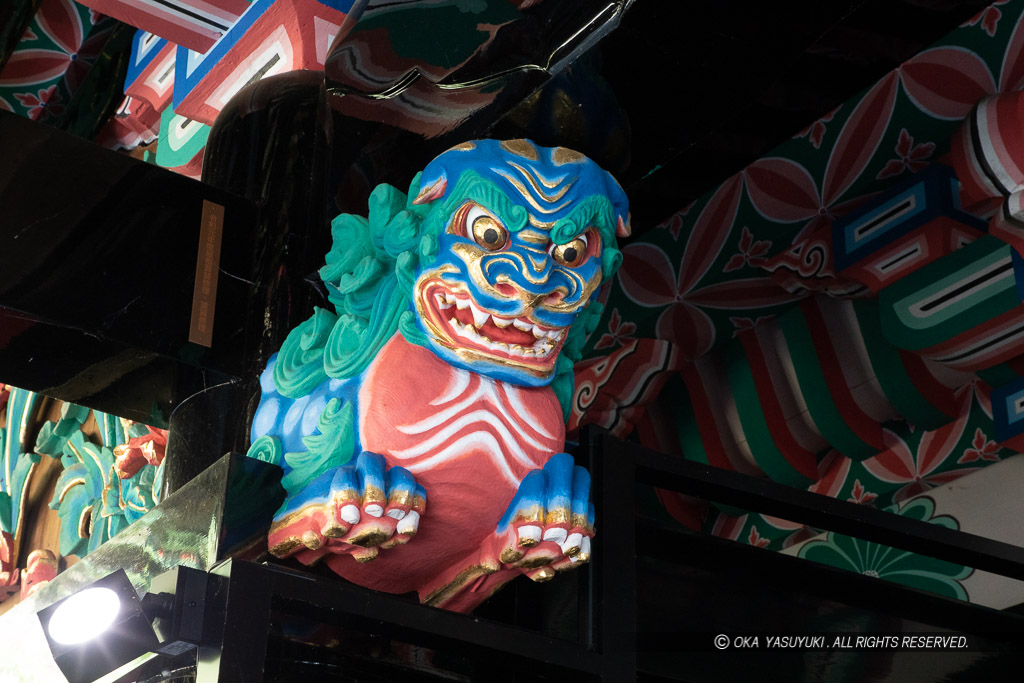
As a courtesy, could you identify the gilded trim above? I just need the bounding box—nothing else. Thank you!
[499,139,539,161]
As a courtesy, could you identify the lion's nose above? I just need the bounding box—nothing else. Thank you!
[543,289,565,306]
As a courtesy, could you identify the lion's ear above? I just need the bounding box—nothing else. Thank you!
[413,175,447,205]
[616,213,631,238]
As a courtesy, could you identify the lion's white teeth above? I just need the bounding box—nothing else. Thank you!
[513,319,532,332]
[434,293,452,310]
[455,298,470,311]
[469,302,489,328]
[492,316,513,328]
[532,326,546,339]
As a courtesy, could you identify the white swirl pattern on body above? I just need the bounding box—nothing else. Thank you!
[391,367,559,486]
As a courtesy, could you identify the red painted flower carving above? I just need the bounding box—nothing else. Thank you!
[963,1,1009,37]
[876,129,935,180]
[594,308,636,350]
[957,428,1000,464]
[794,106,838,149]
[14,85,64,121]
[723,226,771,272]
[113,426,169,479]
[748,525,771,548]
[847,479,878,505]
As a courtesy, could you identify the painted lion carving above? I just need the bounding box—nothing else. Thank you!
[247,139,629,612]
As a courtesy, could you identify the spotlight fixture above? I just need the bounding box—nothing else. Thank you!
[37,569,159,683]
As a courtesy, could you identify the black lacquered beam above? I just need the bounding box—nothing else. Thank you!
[637,524,1024,641]
[240,560,606,678]
[599,432,1024,583]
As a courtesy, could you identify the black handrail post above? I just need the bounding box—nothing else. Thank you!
[588,427,638,681]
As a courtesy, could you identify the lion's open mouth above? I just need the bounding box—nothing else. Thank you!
[417,279,567,371]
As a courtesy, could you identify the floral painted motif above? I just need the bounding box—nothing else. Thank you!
[964,0,1011,36]
[0,0,114,123]
[876,128,935,179]
[618,175,796,361]
[847,479,878,505]
[798,497,971,601]
[593,308,636,350]
[794,106,838,149]
[723,227,771,272]
[14,85,63,121]
[657,201,694,241]
[860,390,992,503]
[747,525,770,548]
[958,428,1000,464]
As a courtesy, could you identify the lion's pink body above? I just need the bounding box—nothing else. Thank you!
[326,334,565,598]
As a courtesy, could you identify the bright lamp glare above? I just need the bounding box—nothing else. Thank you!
[48,587,122,645]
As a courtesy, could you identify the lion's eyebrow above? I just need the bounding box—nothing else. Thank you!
[518,230,549,245]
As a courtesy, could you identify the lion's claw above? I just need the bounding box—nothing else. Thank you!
[495,453,595,575]
[269,451,425,563]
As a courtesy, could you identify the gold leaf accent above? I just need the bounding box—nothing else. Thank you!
[530,566,556,582]
[423,561,500,606]
[500,139,539,160]
[269,537,303,557]
[347,528,390,548]
[552,147,584,165]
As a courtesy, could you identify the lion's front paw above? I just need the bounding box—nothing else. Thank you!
[494,452,594,582]
[269,451,426,564]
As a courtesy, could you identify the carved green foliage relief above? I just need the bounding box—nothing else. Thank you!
[0,384,165,568]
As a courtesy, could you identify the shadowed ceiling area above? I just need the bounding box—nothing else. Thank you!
[592,0,993,233]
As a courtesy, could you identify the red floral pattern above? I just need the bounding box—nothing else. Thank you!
[794,106,838,149]
[900,47,995,121]
[748,525,771,548]
[847,479,878,505]
[594,308,637,350]
[657,201,694,241]
[14,85,63,121]
[862,391,979,502]
[964,1,1010,36]
[723,227,771,272]
[876,128,935,179]
[958,428,1000,464]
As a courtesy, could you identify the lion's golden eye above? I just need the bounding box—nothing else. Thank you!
[470,209,508,251]
[551,235,588,267]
